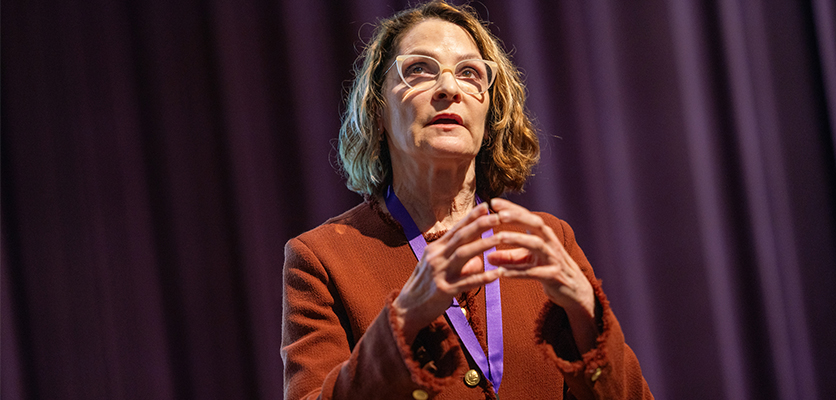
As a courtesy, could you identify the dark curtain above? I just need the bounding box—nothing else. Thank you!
[2,0,835,399]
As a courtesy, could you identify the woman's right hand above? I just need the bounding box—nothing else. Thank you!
[391,202,504,344]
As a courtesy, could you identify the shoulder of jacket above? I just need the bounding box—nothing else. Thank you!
[532,211,566,228]
[291,201,377,243]
[532,211,574,244]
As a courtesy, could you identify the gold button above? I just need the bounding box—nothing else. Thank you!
[412,389,429,400]
[464,369,481,387]
[590,367,602,382]
[461,307,467,318]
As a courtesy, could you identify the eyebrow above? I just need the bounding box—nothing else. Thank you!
[403,48,483,61]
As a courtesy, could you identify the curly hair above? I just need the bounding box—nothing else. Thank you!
[338,0,539,199]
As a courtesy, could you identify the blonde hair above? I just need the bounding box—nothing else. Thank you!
[338,0,539,199]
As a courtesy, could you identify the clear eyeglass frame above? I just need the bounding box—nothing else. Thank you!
[385,54,499,95]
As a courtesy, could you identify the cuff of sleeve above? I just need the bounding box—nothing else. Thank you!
[533,278,611,380]
[385,291,467,395]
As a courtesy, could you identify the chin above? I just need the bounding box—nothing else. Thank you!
[422,144,480,161]
[425,131,480,148]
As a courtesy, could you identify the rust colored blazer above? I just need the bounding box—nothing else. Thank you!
[282,200,653,399]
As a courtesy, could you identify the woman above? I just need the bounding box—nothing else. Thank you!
[281,1,653,399]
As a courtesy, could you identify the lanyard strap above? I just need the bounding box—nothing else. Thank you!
[385,186,504,393]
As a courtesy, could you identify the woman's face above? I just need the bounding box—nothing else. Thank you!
[380,19,490,167]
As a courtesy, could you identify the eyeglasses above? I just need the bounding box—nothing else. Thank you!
[385,54,498,95]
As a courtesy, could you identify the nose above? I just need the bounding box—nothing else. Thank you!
[432,69,461,102]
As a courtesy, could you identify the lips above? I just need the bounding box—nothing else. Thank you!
[428,113,463,126]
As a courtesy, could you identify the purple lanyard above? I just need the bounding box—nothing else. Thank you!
[385,186,504,393]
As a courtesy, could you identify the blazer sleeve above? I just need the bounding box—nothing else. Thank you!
[533,217,654,400]
[281,237,467,400]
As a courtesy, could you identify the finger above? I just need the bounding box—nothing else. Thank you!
[437,202,490,244]
[499,267,551,279]
[458,256,485,276]
[491,243,581,284]
[500,266,575,287]
[487,247,536,267]
[490,198,561,244]
[499,211,556,242]
[494,231,556,260]
[449,268,502,293]
[445,234,504,275]
[444,212,501,252]
[486,197,522,211]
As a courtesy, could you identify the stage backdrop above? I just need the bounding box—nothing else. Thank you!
[3,0,835,399]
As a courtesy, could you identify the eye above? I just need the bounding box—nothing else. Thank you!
[459,68,479,79]
[456,62,484,80]
[404,62,435,76]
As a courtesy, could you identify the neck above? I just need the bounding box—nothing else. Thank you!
[388,157,477,235]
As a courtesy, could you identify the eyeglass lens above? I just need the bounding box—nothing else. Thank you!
[397,55,495,94]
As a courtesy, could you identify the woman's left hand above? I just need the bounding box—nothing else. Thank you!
[486,198,599,353]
